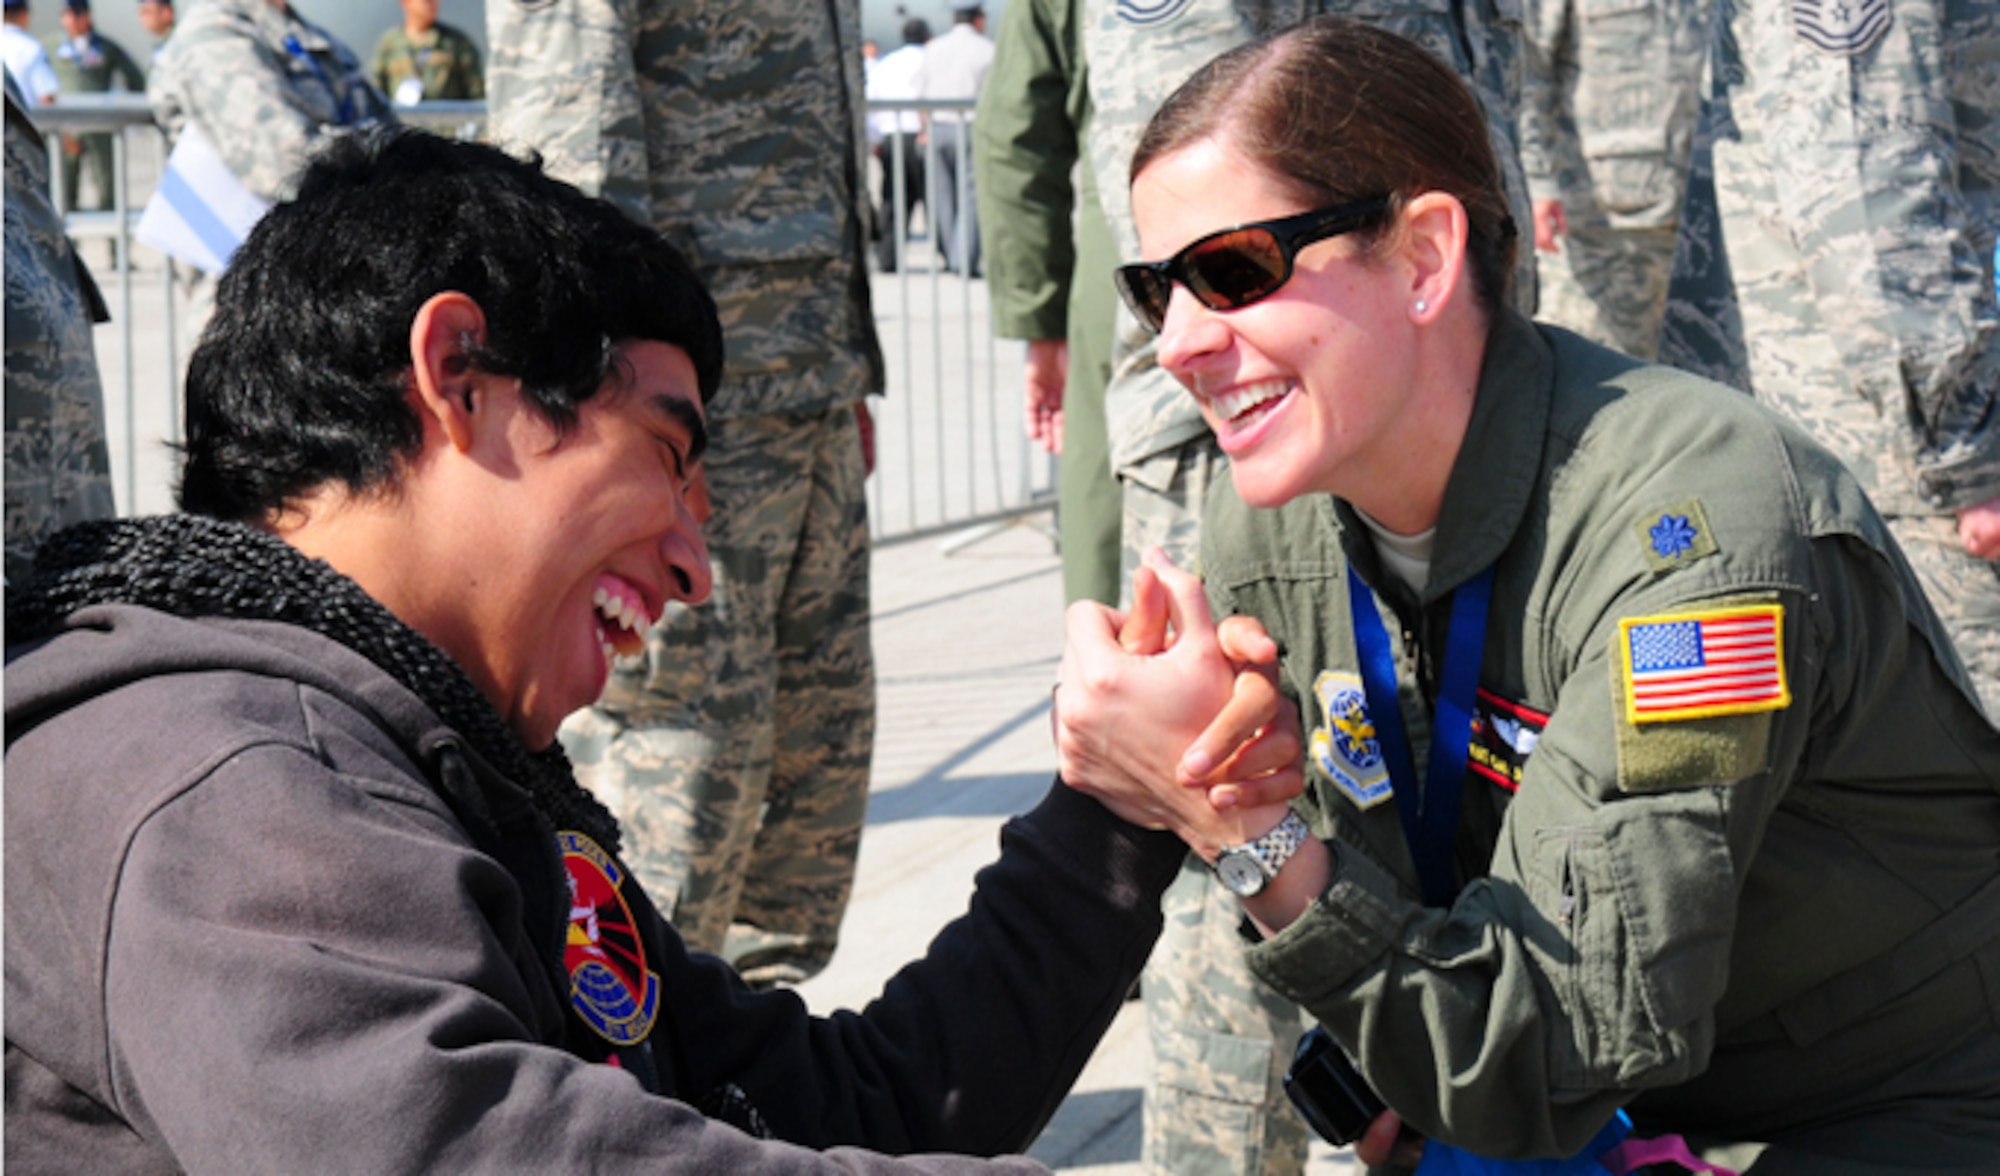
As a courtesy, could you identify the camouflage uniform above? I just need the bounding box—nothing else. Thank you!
[487,0,883,989]
[1662,0,2000,716]
[4,76,114,586]
[368,21,484,104]
[1081,4,1537,1171]
[147,0,391,204]
[1518,0,1705,358]
[972,0,1125,606]
[44,28,144,211]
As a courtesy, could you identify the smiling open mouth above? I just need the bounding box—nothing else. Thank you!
[1212,379,1291,428]
[593,584,652,672]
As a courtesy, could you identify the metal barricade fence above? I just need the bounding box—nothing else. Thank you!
[34,94,1052,549]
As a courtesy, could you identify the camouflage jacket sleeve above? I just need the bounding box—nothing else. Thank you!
[4,87,114,585]
[1518,0,1588,204]
[973,0,1086,343]
[1736,0,2000,509]
[484,0,649,227]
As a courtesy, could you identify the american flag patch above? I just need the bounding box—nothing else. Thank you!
[1618,604,1789,724]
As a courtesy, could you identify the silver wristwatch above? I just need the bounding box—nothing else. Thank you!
[1212,810,1311,897]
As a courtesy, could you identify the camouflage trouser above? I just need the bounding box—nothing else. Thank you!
[1695,110,2000,721]
[1884,514,2000,720]
[1124,436,1314,1176]
[1535,224,1678,361]
[560,403,876,988]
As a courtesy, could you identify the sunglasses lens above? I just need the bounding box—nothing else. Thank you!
[1184,229,1287,310]
[1114,264,1175,332]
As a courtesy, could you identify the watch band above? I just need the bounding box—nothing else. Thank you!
[1213,809,1311,897]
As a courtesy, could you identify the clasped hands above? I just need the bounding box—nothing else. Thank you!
[1053,548,1303,860]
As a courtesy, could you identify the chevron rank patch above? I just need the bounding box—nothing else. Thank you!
[1791,0,1891,55]
[1617,604,1789,724]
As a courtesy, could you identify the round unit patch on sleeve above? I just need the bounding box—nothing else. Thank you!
[1616,603,1790,724]
[560,830,661,1047]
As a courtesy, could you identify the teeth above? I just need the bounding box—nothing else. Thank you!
[1213,380,1289,423]
[594,587,608,607]
[612,650,644,672]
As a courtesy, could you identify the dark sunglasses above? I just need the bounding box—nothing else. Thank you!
[1114,196,1392,333]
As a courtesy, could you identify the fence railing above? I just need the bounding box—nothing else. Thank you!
[32,94,1051,548]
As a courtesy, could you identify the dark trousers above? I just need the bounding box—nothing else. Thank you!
[872,132,926,272]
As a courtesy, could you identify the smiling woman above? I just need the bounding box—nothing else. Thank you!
[1053,15,2000,1174]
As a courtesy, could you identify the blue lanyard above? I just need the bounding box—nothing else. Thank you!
[1346,563,1493,908]
[284,34,357,127]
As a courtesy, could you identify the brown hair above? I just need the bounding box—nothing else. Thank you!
[1131,16,1517,313]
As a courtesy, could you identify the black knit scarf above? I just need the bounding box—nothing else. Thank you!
[8,514,623,852]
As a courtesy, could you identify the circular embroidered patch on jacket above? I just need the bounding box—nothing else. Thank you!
[559,830,661,1046]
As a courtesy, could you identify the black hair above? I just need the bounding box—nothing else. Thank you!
[901,17,930,45]
[178,126,724,522]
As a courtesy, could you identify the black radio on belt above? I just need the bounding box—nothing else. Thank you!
[1283,1026,1387,1146]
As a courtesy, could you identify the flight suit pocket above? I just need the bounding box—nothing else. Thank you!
[1530,793,1734,1089]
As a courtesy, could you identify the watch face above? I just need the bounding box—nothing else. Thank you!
[1217,852,1268,897]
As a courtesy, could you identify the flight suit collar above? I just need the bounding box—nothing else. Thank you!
[1333,308,1552,604]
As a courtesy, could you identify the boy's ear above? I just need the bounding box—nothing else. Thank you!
[407,291,488,453]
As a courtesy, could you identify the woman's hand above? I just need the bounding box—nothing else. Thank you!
[1355,1109,1427,1169]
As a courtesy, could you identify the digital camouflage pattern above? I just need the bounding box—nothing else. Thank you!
[146,0,391,204]
[369,21,484,103]
[1129,428,1316,1176]
[487,0,881,986]
[1663,0,2000,712]
[486,0,883,422]
[45,29,145,212]
[557,408,874,987]
[4,79,115,586]
[1082,3,1535,1170]
[1519,0,1705,357]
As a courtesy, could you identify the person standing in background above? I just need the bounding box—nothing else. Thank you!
[1078,1,1540,1172]
[148,0,391,205]
[4,71,115,584]
[867,17,928,273]
[370,0,482,107]
[1661,0,2000,716]
[3,0,59,104]
[914,0,993,277]
[136,0,172,59]
[1519,0,1704,359]
[45,0,145,212]
[487,0,884,991]
[973,0,1122,607]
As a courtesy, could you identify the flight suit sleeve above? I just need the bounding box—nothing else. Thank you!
[973,0,1081,343]
[1241,565,1846,1158]
[1742,0,2000,510]
[483,0,650,226]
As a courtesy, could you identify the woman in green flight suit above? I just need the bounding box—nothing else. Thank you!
[1052,16,2000,1174]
